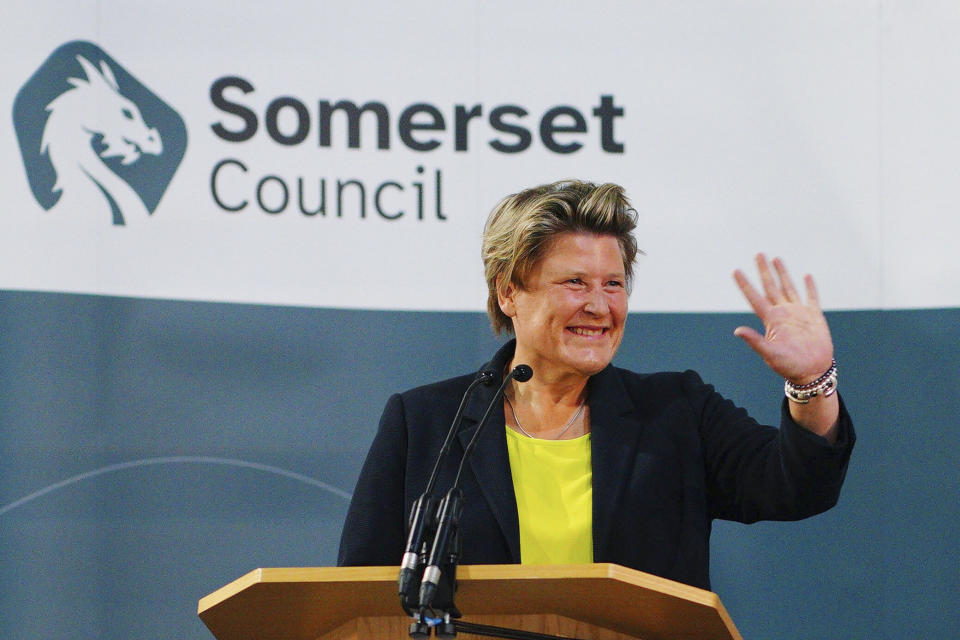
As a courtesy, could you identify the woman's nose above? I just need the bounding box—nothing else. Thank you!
[583,288,609,315]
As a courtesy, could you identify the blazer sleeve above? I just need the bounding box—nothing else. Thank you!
[682,370,855,523]
[337,393,409,566]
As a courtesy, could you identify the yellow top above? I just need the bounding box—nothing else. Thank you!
[505,427,593,564]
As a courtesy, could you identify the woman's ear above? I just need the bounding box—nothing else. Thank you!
[497,277,518,318]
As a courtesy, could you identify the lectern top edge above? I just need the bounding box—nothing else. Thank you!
[198,564,742,640]
[197,563,721,614]
[197,568,263,614]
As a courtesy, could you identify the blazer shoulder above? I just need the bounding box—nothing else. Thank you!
[395,371,477,410]
[607,366,708,398]
[401,371,475,396]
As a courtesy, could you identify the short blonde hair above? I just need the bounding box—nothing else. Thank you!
[482,180,639,335]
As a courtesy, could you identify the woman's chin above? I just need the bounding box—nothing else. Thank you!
[562,350,616,377]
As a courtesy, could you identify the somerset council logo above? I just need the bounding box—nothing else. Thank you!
[13,41,187,226]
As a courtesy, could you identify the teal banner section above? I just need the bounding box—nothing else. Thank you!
[0,291,956,639]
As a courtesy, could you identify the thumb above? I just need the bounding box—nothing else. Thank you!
[733,326,768,356]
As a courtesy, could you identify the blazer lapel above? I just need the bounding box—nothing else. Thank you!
[457,398,520,562]
[588,365,643,562]
[455,341,521,562]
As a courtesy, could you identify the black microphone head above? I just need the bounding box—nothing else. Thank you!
[511,364,533,383]
[477,369,497,385]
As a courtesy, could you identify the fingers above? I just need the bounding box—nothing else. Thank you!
[771,256,801,303]
[735,253,821,320]
[733,268,770,318]
[804,273,821,308]
[743,253,811,305]
[755,253,783,304]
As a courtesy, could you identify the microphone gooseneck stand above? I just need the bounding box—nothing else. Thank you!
[400,369,496,620]
[397,371,496,616]
[401,365,589,640]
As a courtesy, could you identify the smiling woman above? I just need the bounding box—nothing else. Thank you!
[338,179,855,600]
[482,181,638,440]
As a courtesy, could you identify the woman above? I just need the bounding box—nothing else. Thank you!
[338,180,854,590]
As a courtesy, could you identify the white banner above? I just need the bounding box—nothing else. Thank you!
[2,1,957,312]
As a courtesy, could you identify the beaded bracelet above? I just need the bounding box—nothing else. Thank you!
[784,359,838,404]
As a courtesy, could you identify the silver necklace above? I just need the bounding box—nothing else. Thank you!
[505,394,585,440]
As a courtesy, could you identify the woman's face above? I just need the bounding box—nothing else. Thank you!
[499,232,628,382]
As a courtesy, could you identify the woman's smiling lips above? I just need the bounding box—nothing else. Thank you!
[568,326,608,337]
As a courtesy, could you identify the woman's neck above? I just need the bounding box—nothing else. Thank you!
[505,360,590,438]
[508,370,587,407]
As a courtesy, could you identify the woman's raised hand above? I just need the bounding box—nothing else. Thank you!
[732,253,834,385]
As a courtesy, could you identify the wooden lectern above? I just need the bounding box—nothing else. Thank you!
[198,563,742,640]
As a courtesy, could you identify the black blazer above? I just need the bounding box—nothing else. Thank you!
[338,341,854,590]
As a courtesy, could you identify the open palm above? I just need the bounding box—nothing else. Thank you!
[733,254,834,385]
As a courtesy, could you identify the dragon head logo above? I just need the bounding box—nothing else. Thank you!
[13,41,187,226]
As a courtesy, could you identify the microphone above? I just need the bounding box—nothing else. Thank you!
[418,364,533,610]
[398,369,496,612]
[513,364,534,382]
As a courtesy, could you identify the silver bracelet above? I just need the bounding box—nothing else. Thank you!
[784,360,838,404]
